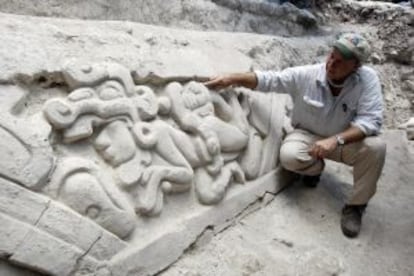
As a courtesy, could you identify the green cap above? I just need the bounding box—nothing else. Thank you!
[333,33,371,62]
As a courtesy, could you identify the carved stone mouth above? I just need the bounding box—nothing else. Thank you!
[100,148,115,163]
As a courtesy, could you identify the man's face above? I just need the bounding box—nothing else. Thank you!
[326,48,359,81]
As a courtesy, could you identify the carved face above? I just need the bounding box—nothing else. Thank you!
[182,81,211,110]
[134,86,159,120]
[93,121,136,166]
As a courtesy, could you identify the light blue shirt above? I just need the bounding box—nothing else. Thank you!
[255,63,383,137]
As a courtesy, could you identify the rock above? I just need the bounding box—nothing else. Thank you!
[402,80,414,91]
[296,8,318,27]
[0,85,53,191]
[398,117,414,140]
[371,52,383,64]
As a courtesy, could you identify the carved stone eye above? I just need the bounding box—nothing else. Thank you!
[142,127,150,135]
[136,88,146,96]
[68,88,95,102]
[190,87,200,94]
[86,205,101,219]
[98,81,124,100]
[81,65,92,74]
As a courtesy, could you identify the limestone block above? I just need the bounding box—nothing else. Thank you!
[0,178,50,225]
[43,62,275,218]
[0,206,124,275]
[63,60,135,93]
[70,256,100,276]
[45,157,136,239]
[0,12,257,81]
[0,213,32,257]
[87,232,128,261]
[1,210,97,276]
[0,59,292,275]
[36,201,101,250]
[0,259,42,276]
[398,117,414,140]
[36,201,127,260]
[242,90,292,175]
[108,168,293,276]
[10,227,84,276]
[0,85,53,191]
[70,255,115,276]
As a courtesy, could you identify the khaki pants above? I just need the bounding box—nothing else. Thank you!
[279,129,386,205]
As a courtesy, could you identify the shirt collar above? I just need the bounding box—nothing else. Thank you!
[316,63,361,88]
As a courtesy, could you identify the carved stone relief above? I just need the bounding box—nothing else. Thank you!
[0,85,53,190]
[0,61,292,276]
[42,61,288,218]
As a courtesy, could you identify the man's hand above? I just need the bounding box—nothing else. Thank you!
[204,75,235,90]
[308,136,337,159]
[204,72,257,90]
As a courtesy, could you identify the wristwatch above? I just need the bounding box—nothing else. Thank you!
[335,135,345,146]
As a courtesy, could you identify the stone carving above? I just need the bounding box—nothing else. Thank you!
[44,157,136,239]
[42,62,241,219]
[241,90,293,175]
[0,60,290,276]
[0,85,53,191]
[44,63,288,222]
[164,81,250,204]
[399,117,414,140]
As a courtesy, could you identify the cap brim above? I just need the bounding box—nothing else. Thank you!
[334,43,356,60]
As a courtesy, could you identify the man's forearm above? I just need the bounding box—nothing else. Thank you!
[309,125,367,159]
[204,72,257,90]
[233,72,258,89]
[337,125,366,144]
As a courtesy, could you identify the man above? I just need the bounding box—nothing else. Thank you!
[204,33,386,238]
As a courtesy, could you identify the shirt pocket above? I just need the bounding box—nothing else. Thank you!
[302,95,324,115]
[340,100,358,120]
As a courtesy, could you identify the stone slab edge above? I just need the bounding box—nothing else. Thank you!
[107,168,294,276]
[0,177,127,276]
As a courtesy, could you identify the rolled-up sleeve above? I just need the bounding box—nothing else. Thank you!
[254,67,300,93]
[351,70,383,136]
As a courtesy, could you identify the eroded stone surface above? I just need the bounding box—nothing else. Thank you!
[0,178,50,225]
[0,259,42,276]
[0,60,292,275]
[399,117,414,140]
[0,85,53,191]
[0,0,319,36]
[41,61,289,220]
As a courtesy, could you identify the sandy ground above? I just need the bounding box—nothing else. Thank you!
[161,130,414,276]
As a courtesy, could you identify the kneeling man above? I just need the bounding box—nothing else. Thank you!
[205,33,386,238]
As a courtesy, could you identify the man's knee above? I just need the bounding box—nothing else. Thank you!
[362,136,387,160]
[279,141,313,172]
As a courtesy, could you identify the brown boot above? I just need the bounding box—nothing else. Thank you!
[341,204,367,238]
